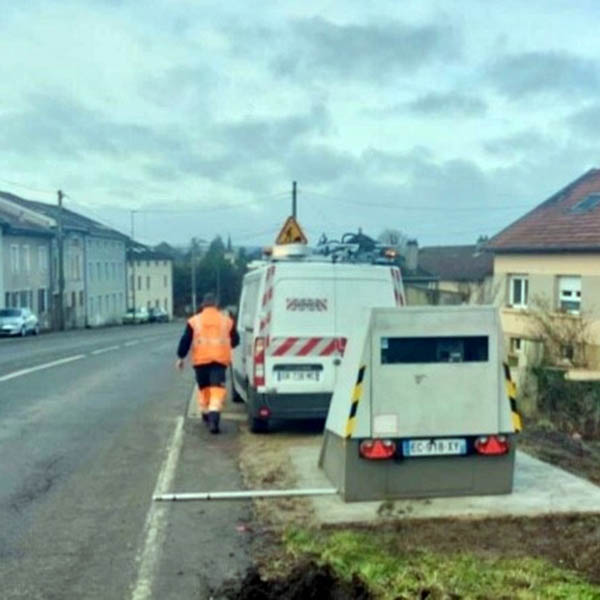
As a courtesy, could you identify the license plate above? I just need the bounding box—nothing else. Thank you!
[402,438,467,457]
[276,370,320,382]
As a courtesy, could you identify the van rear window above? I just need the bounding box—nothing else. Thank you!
[381,336,488,364]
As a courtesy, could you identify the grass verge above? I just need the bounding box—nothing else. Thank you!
[285,528,600,599]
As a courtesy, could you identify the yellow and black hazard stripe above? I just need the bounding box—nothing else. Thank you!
[503,362,523,433]
[344,365,366,438]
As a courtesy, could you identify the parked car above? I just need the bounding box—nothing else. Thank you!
[148,307,169,323]
[0,308,40,336]
[122,307,150,324]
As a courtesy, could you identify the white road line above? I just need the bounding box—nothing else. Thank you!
[131,415,185,600]
[91,345,120,355]
[124,340,141,347]
[0,354,85,383]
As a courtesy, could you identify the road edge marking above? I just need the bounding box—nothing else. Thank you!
[0,354,85,383]
[131,415,185,600]
[91,345,120,355]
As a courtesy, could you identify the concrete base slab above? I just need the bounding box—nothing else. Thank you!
[290,445,600,523]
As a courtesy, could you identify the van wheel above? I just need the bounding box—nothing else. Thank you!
[249,417,269,434]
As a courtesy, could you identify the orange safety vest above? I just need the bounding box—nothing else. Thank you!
[188,307,233,366]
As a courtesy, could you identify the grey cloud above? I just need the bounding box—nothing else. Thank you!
[271,17,461,82]
[567,103,600,138]
[405,92,487,117]
[140,66,217,109]
[483,129,548,156]
[488,51,600,99]
[284,144,357,184]
[0,93,182,160]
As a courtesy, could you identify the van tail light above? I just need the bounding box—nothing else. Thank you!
[474,435,509,455]
[359,439,396,460]
[253,337,266,387]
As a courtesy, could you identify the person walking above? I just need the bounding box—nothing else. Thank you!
[176,292,239,433]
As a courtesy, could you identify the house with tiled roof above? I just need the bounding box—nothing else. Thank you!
[0,198,54,328]
[126,244,174,318]
[487,168,600,367]
[0,191,128,329]
[418,243,494,304]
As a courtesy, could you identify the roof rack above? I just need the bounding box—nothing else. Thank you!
[256,231,399,266]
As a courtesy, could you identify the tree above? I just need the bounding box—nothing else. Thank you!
[378,228,409,249]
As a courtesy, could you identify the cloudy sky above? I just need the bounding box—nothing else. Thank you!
[1,1,599,247]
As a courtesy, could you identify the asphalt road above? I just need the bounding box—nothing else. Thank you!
[0,323,251,599]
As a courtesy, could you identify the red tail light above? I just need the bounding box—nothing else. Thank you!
[253,337,265,387]
[474,435,509,455]
[359,439,396,460]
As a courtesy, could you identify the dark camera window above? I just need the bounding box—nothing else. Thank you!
[381,336,488,364]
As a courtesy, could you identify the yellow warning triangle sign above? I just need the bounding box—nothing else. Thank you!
[275,216,308,245]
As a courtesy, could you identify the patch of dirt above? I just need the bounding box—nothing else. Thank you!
[519,427,600,485]
[218,561,372,600]
[342,514,600,584]
[238,427,320,530]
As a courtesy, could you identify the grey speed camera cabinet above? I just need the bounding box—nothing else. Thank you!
[320,306,519,502]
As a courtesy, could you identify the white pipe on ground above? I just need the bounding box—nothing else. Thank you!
[153,488,338,502]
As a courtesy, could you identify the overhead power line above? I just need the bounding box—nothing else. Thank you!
[300,188,533,213]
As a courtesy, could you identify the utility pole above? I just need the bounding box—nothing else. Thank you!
[130,210,136,311]
[57,190,65,331]
[190,239,197,312]
[292,180,297,218]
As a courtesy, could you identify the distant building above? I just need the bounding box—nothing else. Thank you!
[418,243,494,304]
[0,192,128,328]
[127,245,173,318]
[487,168,600,368]
[0,199,54,328]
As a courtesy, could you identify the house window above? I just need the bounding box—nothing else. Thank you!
[38,246,48,272]
[38,288,47,313]
[558,276,581,314]
[97,262,102,281]
[146,276,151,290]
[137,276,142,290]
[79,291,84,307]
[90,296,95,315]
[105,262,109,279]
[89,262,94,281]
[509,275,529,308]
[509,337,522,354]
[164,275,168,288]
[10,245,19,273]
[22,245,30,272]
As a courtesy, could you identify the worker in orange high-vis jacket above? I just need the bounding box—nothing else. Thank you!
[176,292,239,434]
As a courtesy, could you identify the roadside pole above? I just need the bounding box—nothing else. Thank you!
[191,240,196,311]
[292,180,297,218]
[131,210,136,311]
[57,189,65,331]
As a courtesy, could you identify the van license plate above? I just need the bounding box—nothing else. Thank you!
[276,370,321,382]
[402,438,467,457]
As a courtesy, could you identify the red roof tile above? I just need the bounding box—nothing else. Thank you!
[488,168,600,251]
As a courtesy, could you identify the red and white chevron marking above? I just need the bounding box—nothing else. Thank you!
[268,337,347,357]
[259,265,276,346]
[390,267,405,306]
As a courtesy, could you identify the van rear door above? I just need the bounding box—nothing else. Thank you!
[265,265,339,393]
[332,264,399,345]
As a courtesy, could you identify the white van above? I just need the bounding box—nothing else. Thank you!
[232,246,405,432]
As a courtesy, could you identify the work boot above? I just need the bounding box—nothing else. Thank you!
[208,411,220,434]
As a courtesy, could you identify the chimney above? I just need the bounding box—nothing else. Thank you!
[405,239,418,272]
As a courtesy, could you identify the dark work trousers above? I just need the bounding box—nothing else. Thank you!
[193,362,227,390]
